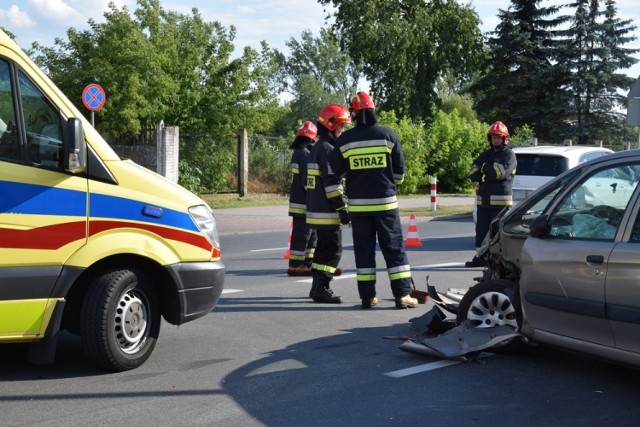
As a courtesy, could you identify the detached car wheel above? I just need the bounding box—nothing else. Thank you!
[81,268,160,371]
[456,280,524,353]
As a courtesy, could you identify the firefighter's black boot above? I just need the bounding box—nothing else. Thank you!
[312,273,342,304]
[308,274,319,298]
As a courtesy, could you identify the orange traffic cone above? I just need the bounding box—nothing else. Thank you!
[405,213,422,247]
[283,221,293,259]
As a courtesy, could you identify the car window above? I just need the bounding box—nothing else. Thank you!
[548,163,639,240]
[503,168,583,235]
[0,59,20,162]
[582,151,608,163]
[515,154,567,176]
[18,69,63,168]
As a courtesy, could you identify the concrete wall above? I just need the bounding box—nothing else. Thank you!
[111,123,179,183]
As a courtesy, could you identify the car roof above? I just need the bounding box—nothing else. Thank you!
[511,145,614,157]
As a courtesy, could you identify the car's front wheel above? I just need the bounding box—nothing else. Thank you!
[80,267,160,371]
[456,280,523,353]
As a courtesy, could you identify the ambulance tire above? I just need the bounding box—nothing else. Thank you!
[455,280,524,354]
[81,267,160,371]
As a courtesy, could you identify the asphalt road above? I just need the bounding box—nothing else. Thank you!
[2,204,640,426]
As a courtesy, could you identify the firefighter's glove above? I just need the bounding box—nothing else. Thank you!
[337,207,350,225]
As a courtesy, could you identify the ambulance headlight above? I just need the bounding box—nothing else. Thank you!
[189,205,220,249]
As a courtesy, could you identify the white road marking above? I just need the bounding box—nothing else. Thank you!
[222,289,244,294]
[385,353,494,378]
[385,360,460,377]
[250,247,287,252]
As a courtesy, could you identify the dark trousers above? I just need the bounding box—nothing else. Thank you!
[289,216,317,267]
[311,228,342,277]
[475,206,503,248]
[351,211,412,299]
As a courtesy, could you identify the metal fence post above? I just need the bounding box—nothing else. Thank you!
[238,129,249,197]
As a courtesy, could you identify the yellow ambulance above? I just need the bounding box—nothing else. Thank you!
[0,29,225,371]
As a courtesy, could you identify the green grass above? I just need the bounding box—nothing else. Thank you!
[400,204,472,217]
[201,193,472,217]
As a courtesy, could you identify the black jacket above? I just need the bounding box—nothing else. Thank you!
[288,138,313,218]
[305,136,343,229]
[327,123,405,215]
[469,145,517,208]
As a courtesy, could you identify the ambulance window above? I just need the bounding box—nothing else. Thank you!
[17,69,63,168]
[0,59,20,162]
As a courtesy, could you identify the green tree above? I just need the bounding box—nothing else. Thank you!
[319,0,484,124]
[424,110,487,193]
[471,0,568,143]
[31,0,282,140]
[275,28,361,132]
[556,0,638,144]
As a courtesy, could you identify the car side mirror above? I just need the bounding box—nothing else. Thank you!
[530,214,551,237]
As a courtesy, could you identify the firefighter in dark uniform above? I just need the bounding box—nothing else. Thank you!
[327,92,417,309]
[304,104,351,303]
[287,121,318,276]
[466,120,517,267]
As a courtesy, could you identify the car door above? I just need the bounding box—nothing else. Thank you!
[0,56,88,338]
[519,162,639,346]
[606,196,640,353]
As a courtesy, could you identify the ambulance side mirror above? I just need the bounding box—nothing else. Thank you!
[63,118,87,173]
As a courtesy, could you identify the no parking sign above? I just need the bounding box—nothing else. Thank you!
[82,83,106,111]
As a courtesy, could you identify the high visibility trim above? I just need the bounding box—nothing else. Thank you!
[289,202,306,213]
[348,196,398,212]
[357,273,376,281]
[289,253,306,261]
[339,139,395,155]
[342,146,392,158]
[494,163,506,179]
[349,203,398,212]
[357,268,376,274]
[389,271,412,281]
[308,168,320,176]
[350,196,397,206]
[312,263,339,274]
[289,207,306,215]
[388,265,411,274]
[324,183,344,199]
[307,211,340,226]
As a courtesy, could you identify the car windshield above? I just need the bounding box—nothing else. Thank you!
[503,168,583,235]
[516,154,568,176]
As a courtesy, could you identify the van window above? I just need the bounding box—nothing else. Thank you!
[18,69,63,167]
[516,154,568,177]
[0,59,20,162]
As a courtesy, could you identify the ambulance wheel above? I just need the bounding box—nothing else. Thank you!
[81,267,160,371]
[456,280,524,354]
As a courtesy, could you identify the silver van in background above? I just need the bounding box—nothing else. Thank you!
[512,145,614,204]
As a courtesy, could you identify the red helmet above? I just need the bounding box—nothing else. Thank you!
[318,104,351,131]
[295,121,317,140]
[487,121,509,143]
[350,91,375,112]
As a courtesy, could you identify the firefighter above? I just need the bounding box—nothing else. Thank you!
[287,121,318,276]
[305,104,351,303]
[327,92,417,309]
[466,120,517,267]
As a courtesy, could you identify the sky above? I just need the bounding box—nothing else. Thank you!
[1,0,639,83]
